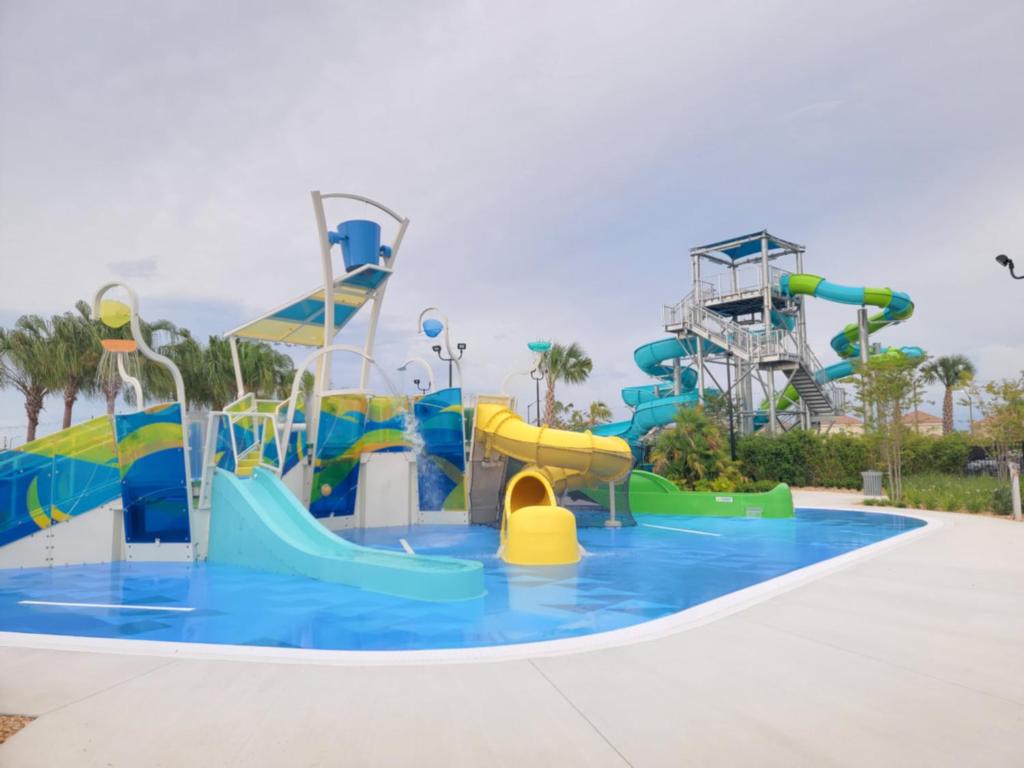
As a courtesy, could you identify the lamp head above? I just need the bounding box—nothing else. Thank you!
[422,319,444,338]
[413,378,421,386]
[996,254,1013,268]
[431,344,442,354]
[397,363,409,372]
[457,342,467,352]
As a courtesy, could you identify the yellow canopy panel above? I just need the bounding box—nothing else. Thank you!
[224,264,392,346]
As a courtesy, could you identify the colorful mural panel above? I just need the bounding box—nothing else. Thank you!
[414,387,467,511]
[115,403,191,543]
[0,416,121,547]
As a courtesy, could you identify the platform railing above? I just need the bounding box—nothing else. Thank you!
[197,403,285,510]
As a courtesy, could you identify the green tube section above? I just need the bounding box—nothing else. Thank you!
[772,273,925,412]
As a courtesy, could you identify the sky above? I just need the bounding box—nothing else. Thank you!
[1,0,1023,442]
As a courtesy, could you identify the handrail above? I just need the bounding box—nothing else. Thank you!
[196,406,287,509]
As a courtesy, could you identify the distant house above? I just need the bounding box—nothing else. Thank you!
[825,415,864,436]
[822,411,944,437]
[902,409,943,436]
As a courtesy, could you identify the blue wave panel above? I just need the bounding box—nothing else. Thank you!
[310,396,366,519]
[115,404,191,544]
[0,451,53,546]
[413,387,466,511]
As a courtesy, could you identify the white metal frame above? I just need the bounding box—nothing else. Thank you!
[91,282,194,515]
[398,357,435,393]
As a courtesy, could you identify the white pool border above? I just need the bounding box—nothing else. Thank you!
[0,507,941,667]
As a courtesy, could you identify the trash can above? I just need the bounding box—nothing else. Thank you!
[330,219,381,272]
[861,470,884,497]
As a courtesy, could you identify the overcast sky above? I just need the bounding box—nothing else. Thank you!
[1,0,1022,440]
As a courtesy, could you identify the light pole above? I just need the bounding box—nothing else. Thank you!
[529,366,544,426]
[527,341,551,426]
[431,342,466,389]
[417,308,465,390]
[996,254,1024,280]
[397,357,434,394]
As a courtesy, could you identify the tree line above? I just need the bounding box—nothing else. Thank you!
[0,300,297,442]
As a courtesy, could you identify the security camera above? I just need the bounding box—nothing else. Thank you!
[996,253,1024,280]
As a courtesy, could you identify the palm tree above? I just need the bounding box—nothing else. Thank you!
[164,334,296,411]
[51,301,102,428]
[0,315,59,442]
[921,355,976,434]
[583,400,612,427]
[541,342,592,426]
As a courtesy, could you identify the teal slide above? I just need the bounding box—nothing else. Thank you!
[208,468,484,601]
[593,337,721,449]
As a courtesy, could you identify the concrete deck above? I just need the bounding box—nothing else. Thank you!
[2,493,1022,766]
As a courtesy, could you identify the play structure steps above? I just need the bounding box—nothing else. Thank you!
[235,451,262,478]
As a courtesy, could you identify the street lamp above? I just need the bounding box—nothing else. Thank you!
[431,342,466,389]
[412,378,430,394]
[417,308,465,390]
[996,254,1024,280]
[397,357,434,394]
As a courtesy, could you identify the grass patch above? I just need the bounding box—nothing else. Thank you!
[872,473,1020,515]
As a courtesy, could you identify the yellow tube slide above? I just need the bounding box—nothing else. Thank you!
[475,403,634,566]
[474,403,633,486]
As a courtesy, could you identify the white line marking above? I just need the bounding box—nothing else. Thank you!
[18,600,194,613]
[641,523,722,537]
[399,538,415,555]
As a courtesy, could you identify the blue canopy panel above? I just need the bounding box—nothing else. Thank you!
[224,264,392,346]
[694,231,801,261]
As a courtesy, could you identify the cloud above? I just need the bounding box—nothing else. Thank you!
[1,0,1023,429]
[107,258,158,278]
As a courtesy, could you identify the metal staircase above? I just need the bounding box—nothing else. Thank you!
[663,289,845,420]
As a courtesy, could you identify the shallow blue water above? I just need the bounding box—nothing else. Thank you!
[0,509,923,651]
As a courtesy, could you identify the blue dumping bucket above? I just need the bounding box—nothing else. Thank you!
[331,219,382,272]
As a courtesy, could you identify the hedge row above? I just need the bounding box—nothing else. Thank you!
[736,430,973,489]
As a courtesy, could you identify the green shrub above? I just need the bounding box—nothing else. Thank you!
[895,474,1018,514]
[737,430,866,488]
[992,487,1014,515]
[902,432,971,476]
[735,479,778,493]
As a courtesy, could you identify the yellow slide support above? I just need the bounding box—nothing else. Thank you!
[474,403,633,566]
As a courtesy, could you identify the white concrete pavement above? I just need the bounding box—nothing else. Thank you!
[2,493,1022,767]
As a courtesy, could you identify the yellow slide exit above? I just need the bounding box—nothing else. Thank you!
[474,403,633,565]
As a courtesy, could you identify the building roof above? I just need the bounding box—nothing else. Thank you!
[830,415,863,425]
[903,409,942,424]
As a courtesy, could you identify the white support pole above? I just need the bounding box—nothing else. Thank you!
[116,353,144,411]
[696,340,706,399]
[795,247,808,358]
[857,307,870,365]
[604,480,622,528]
[1011,463,1021,522]
[92,281,193,514]
[359,216,409,389]
[672,358,681,396]
[229,336,245,399]
[761,233,772,337]
[766,369,777,435]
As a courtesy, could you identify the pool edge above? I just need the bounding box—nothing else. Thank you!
[0,507,942,666]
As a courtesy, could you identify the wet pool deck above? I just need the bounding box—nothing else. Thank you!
[2,491,1023,766]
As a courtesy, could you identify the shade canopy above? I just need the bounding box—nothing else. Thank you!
[692,231,803,264]
[224,264,392,346]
